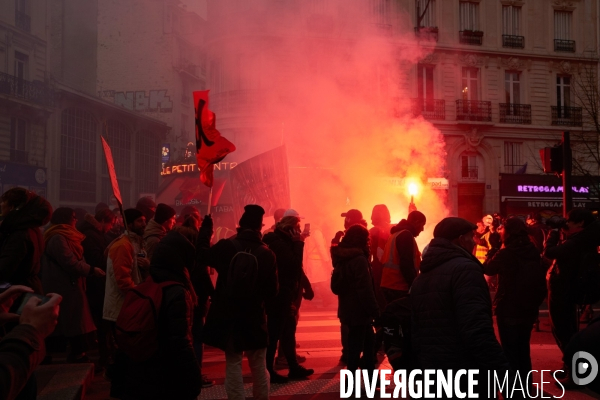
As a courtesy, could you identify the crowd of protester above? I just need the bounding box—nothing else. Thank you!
[1,185,599,399]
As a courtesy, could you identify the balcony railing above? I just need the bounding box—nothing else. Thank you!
[10,149,29,164]
[456,100,492,122]
[0,72,54,106]
[554,39,576,52]
[499,103,531,124]
[411,98,445,120]
[15,11,30,32]
[414,26,438,41]
[175,59,201,79]
[502,35,524,48]
[459,30,483,45]
[461,166,478,179]
[551,106,582,126]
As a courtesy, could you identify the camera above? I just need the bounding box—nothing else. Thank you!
[545,215,567,230]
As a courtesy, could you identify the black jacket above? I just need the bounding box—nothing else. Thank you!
[198,229,278,352]
[331,246,379,326]
[483,240,546,323]
[390,220,420,288]
[263,229,304,311]
[410,238,509,372]
[79,215,110,315]
[0,194,51,294]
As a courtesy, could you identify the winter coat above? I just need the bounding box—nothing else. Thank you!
[544,221,600,289]
[143,219,167,261]
[103,233,143,322]
[330,246,379,326]
[0,194,51,294]
[483,240,546,324]
[198,228,278,352]
[41,233,96,337]
[380,220,421,292]
[263,229,304,311]
[123,266,201,400]
[410,237,509,372]
[79,214,110,316]
[0,324,45,400]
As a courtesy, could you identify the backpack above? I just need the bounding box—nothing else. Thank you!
[226,239,259,299]
[115,277,182,362]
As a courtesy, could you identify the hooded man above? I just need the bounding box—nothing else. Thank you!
[380,210,426,303]
[411,217,510,397]
[143,203,177,261]
[136,197,156,224]
[198,205,277,400]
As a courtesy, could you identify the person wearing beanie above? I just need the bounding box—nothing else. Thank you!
[380,210,426,304]
[331,225,379,387]
[136,196,157,223]
[411,217,511,397]
[483,217,546,381]
[119,230,202,400]
[103,208,147,323]
[143,203,177,262]
[177,205,201,225]
[197,204,277,399]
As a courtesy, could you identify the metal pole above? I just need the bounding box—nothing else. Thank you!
[562,131,573,217]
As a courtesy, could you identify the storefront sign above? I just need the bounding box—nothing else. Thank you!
[517,185,589,194]
[428,178,449,190]
[162,144,170,163]
[0,162,48,198]
[161,161,238,176]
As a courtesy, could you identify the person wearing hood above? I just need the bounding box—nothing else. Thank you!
[79,208,116,369]
[369,205,393,308]
[143,203,176,262]
[198,205,277,400]
[380,210,426,304]
[0,188,52,294]
[411,217,510,397]
[121,230,202,400]
[544,209,600,364]
[136,196,156,224]
[483,217,547,380]
[263,214,314,383]
[331,224,379,379]
[41,208,105,363]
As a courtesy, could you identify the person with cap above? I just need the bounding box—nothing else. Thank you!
[263,208,286,236]
[198,205,277,400]
[103,209,148,324]
[177,205,201,226]
[136,196,157,224]
[331,224,379,385]
[380,210,426,304]
[263,214,314,383]
[330,208,367,365]
[143,203,177,262]
[483,217,547,382]
[411,217,511,397]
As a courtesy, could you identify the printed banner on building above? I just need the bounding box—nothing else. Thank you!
[101,136,123,206]
[230,145,291,221]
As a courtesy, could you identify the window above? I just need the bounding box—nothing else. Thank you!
[60,108,97,203]
[416,0,436,27]
[554,11,572,40]
[502,6,521,35]
[557,76,571,108]
[417,65,435,108]
[135,131,160,196]
[461,155,478,179]
[504,142,522,173]
[459,1,479,31]
[462,67,479,101]
[10,117,27,163]
[505,72,521,105]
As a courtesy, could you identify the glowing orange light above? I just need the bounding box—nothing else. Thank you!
[408,182,419,196]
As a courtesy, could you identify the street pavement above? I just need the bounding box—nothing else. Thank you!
[86,303,600,399]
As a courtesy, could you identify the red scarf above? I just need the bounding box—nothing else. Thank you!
[44,224,85,260]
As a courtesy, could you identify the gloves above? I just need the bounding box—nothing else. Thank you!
[302,286,315,301]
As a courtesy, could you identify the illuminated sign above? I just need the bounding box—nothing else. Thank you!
[162,144,170,163]
[517,185,589,194]
[161,161,238,176]
[428,178,449,190]
[527,201,589,208]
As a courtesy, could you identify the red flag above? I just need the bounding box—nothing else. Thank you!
[194,91,236,187]
[100,136,123,206]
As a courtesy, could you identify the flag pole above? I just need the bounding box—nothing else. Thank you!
[207,186,213,216]
[118,201,129,233]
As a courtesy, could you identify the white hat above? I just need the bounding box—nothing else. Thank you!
[482,215,493,227]
[283,209,304,219]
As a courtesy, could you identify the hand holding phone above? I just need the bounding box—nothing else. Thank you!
[0,285,34,326]
[19,293,62,339]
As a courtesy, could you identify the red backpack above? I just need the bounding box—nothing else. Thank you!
[115,277,182,362]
